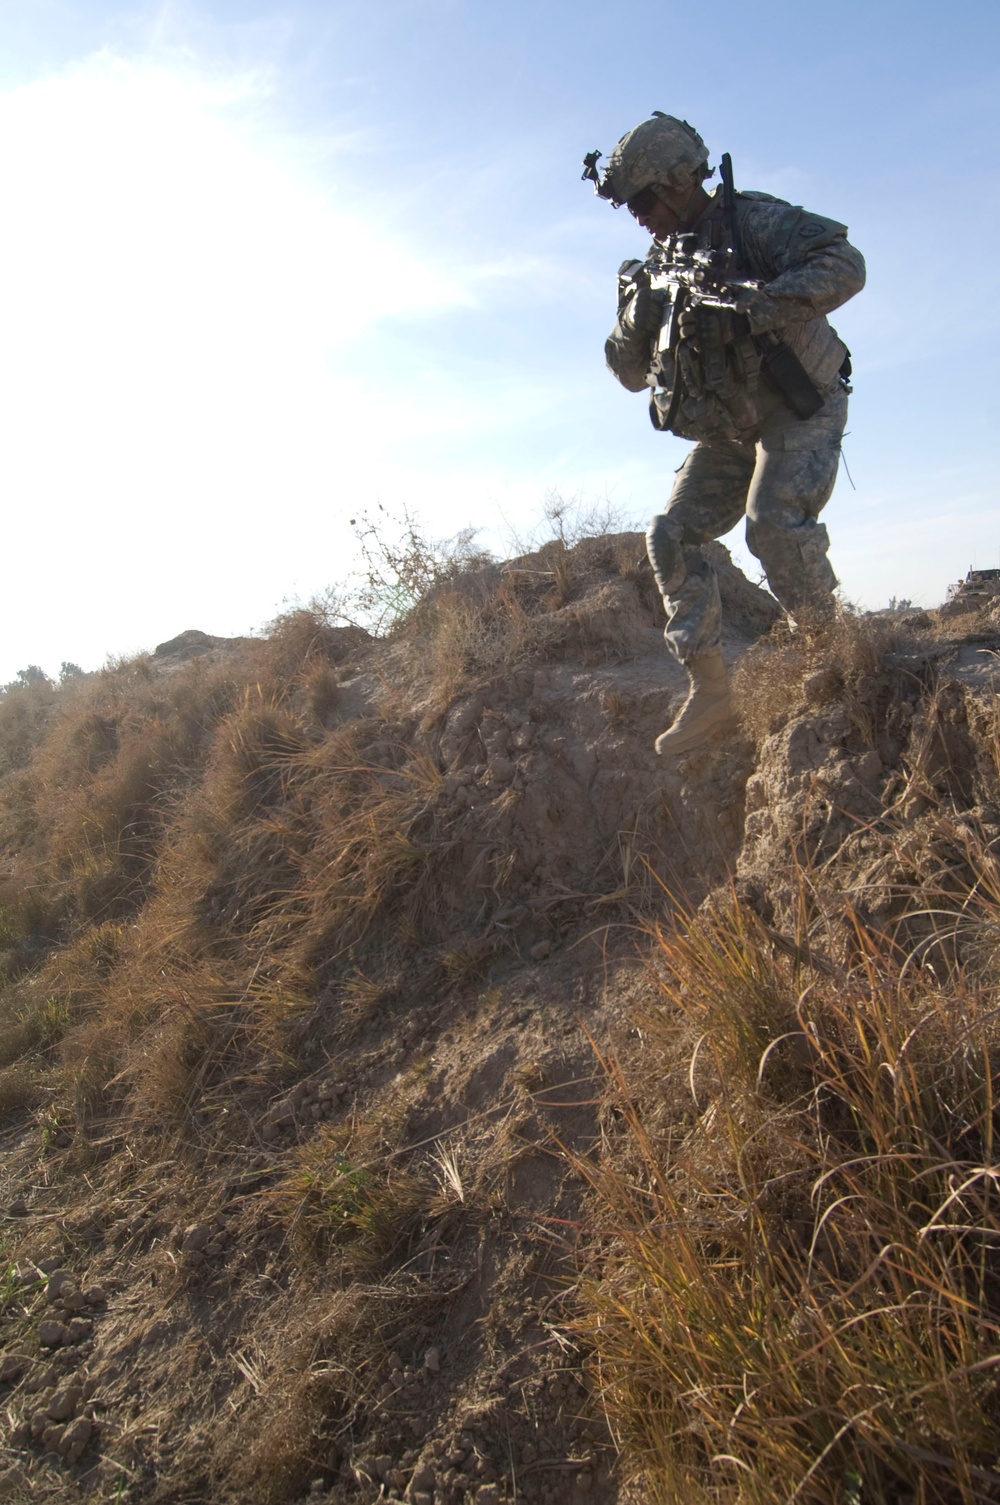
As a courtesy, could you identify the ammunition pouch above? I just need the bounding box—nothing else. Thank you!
[758,336,824,419]
[649,308,763,443]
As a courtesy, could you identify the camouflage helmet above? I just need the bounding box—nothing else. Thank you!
[583,113,710,207]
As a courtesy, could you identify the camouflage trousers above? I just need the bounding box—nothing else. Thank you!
[646,380,848,663]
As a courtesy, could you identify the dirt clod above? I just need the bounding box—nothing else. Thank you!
[47,1383,83,1421]
[60,1414,93,1462]
[0,1354,27,1383]
[45,1270,76,1303]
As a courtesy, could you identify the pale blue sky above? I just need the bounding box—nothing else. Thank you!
[0,0,997,679]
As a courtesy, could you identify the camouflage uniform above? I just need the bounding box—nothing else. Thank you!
[606,189,865,662]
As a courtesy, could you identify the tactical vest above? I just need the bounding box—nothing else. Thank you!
[648,210,764,445]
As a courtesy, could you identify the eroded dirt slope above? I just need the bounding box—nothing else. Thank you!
[2,536,999,1505]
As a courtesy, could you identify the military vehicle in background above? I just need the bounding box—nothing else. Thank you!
[941,567,1000,616]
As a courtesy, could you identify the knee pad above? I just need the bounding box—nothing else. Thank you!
[646,516,684,595]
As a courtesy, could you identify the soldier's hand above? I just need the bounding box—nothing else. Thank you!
[735,289,758,317]
[678,308,699,346]
[678,307,751,352]
[624,284,664,335]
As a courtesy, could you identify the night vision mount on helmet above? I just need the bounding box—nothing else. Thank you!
[581,112,710,207]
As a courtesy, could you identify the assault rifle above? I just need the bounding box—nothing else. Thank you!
[619,235,762,432]
[625,153,824,428]
[620,237,762,405]
[647,237,762,310]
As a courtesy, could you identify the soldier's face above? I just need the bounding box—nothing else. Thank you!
[627,179,696,241]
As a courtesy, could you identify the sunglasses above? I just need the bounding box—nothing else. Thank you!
[626,186,661,217]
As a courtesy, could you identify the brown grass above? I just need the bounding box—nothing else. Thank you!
[0,577,535,1153]
[0,673,60,776]
[572,835,1000,1504]
[732,609,923,749]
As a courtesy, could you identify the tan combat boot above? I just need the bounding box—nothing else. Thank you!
[655,649,736,756]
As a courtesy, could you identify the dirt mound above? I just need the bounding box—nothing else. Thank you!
[2,536,1000,1505]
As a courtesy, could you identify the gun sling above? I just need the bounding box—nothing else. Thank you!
[721,151,826,423]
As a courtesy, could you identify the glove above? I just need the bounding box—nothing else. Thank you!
[624,284,665,335]
[734,287,771,332]
[678,305,751,351]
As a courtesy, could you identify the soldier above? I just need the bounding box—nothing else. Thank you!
[585,114,865,754]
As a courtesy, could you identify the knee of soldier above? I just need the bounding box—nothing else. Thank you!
[646,514,685,594]
[744,514,770,554]
[747,514,831,565]
[748,511,830,541]
[745,516,795,576]
[745,493,807,534]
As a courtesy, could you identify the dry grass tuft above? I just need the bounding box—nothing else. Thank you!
[275,1122,430,1274]
[386,534,653,706]
[573,848,1000,1503]
[734,609,922,748]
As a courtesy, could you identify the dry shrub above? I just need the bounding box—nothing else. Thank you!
[0,666,330,1140]
[223,1366,354,1504]
[268,504,640,703]
[734,609,923,748]
[198,691,314,825]
[292,741,466,975]
[303,662,342,725]
[0,651,265,943]
[390,531,652,700]
[164,709,476,981]
[264,604,371,681]
[42,944,314,1149]
[347,503,494,635]
[122,984,302,1133]
[0,921,137,1138]
[535,488,633,551]
[4,680,488,1148]
[574,857,1000,1503]
[0,571,525,1156]
[0,989,70,1070]
[405,574,552,692]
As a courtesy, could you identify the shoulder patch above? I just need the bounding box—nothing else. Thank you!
[799,222,828,238]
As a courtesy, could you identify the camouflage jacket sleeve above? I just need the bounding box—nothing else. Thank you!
[605,255,656,392]
[605,316,654,392]
[736,194,866,336]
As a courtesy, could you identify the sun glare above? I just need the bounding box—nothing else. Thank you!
[0,54,477,679]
